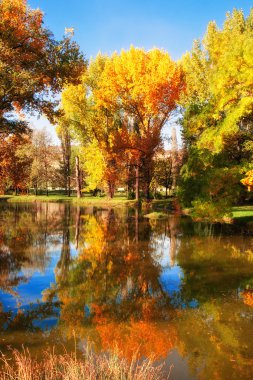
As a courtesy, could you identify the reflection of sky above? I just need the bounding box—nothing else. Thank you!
[154,234,185,298]
[154,232,198,308]
[0,243,77,313]
[160,266,183,296]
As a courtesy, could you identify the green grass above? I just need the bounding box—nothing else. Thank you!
[182,205,253,224]
[144,211,169,219]
[0,194,72,202]
[232,205,253,223]
[0,194,139,207]
[0,194,174,210]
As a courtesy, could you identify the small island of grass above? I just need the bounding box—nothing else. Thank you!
[144,211,169,219]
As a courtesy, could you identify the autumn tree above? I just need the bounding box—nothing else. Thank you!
[60,48,184,199]
[94,47,184,199]
[0,133,32,193]
[61,54,124,198]
[30,129,60,195]
[0,0,85,135]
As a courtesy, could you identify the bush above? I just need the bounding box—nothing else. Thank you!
[191,199,232,222]
[127,191,136,200]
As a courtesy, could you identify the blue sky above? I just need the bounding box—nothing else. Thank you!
[27,0,252,142]
[29,0,252,60]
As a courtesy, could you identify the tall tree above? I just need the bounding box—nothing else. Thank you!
[61,54,124,198]
[95,47,184,199]
[61,48,184,199]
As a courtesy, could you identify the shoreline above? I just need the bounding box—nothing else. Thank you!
[0,194,173,209]
[1,195,253,225]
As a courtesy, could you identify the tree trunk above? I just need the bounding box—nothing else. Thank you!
[146,175,151,200]
[67,159,71,197]
[135,164,139,201]
[75,156,82,198]
[75,206,81,249]
[107,181,115,199]
[165,186,168,199]
[126,165,130,199]
[135,207,139,243]
[171,127,178,191]
[145,166,151,200]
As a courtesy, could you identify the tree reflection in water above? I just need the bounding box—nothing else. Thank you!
[49,207,178,359]
[0,202,253,379]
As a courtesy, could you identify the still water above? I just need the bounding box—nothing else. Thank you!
[0,202,253,379]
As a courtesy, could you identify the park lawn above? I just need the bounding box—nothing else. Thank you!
[0,194,135,206]
[232,205,253,222]
[182,205,253,224]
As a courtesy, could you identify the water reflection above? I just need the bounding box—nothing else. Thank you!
[0,202,253,379]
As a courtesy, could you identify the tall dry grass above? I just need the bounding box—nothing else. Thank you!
[0,348,169,380]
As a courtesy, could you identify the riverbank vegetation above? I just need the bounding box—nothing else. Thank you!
[0,348,164,380]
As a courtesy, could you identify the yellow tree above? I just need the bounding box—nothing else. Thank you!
[61,54,124,197]
[95,46,184,199]
[61,48,184,199]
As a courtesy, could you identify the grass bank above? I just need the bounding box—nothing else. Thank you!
[0,194,173,209]
[232,205,253,223]
[144,212,169,219]
[182,205,253,224]
[0,348,165,380]
[0,194,137,207]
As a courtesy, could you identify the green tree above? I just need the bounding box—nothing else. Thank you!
[179,9,253,216]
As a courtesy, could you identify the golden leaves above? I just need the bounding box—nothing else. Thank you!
[241,170,253,191]
[95,47,184,121]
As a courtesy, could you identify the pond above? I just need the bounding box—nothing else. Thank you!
[0,202,252,379]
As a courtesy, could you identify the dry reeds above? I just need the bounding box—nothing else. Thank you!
[0,347,167,380]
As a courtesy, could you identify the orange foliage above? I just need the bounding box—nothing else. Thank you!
[0,0,84,133]
[241,290,253,307]
[0,0,46,68]
[96,320,177,360]
[0,134,32,193]
[95,47,184,124]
